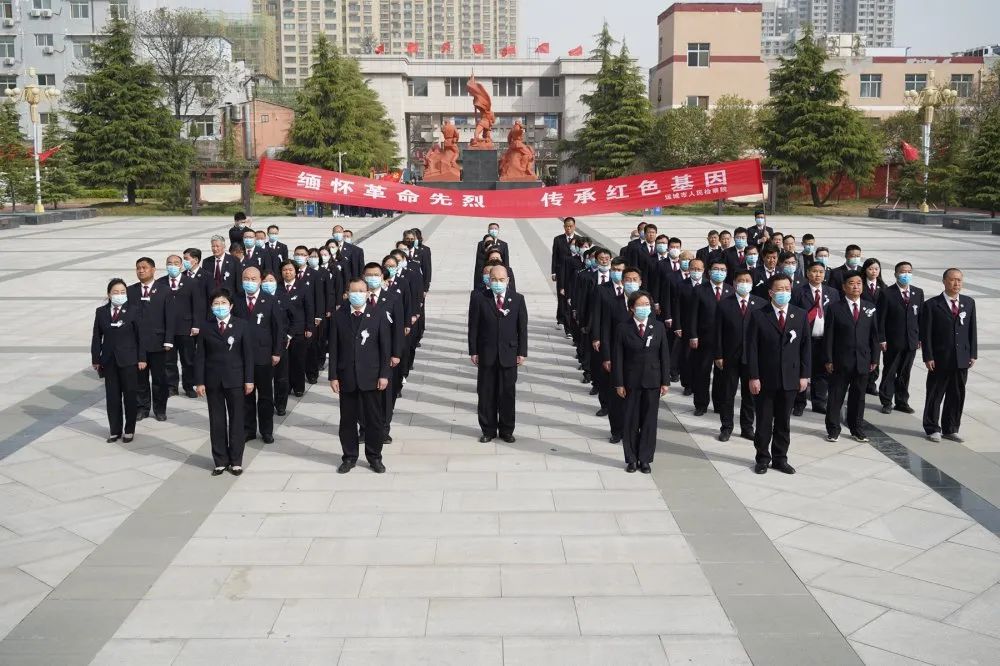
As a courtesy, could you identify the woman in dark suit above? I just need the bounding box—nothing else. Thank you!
[91,278,146,443]
[862,258,887,394]
[612,290,671,474]
[195,289,255,476]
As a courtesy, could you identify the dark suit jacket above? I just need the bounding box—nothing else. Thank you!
[828,264,860,293]
[233,292,286,366]
[241,248,268,277]
[747,224,775,248]
[750,267,779,298]
[696,245,725,269]
[277,278,315,335]
[91,303,145,367]
[194,316,254,389]
[672,278,704,340]
[687,282,734,352]
[823,299,881,374]
[611,318,670,389]
[792,283,841,338]
[127,282,175,353]
[203,254,241,300]
[713,293,766,364]
[723,246,750,281]
[592,282,633,363]
[468,290,528,368]
[551,233,576,277]
[370,288,405,359]
[328,306,391,391]
[921,294,977,369]
[475,239,510,286]
[878,284,923,351]
[157,274,205,338]
[746,305,811,391]
[228,225,246,245]
[266,241,290,266]
[412,245,432,291]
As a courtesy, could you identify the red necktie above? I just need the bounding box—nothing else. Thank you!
[496,295,505,311]
[738,251,743,263]
[815,289,823,319]
[218,321,226,335]
[170,278,177,290]
[715,287,721,302]
[672,261,678,271]
[248,296,255,313]
[902,290,910,305]
[353,310,362,318]
[740,300,747,317]
[951,299,959,317]
[142,285,150,298]
[852,302,860,322]
[214,261,221,287]
[638,323,645,337]
[298,270,305,280]
[369,294,377,307]
[112,307,120,322]
[778,310,785,331]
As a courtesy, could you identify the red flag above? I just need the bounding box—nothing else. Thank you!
[440,41,451,54]
[500,44,516,57]
[568,45,584,57]
[535,42,550,54]
[406,41,418,55]
[901,141,920,162]
[374,43,385,55]
[29,145,62,163]
[472,43,485,55]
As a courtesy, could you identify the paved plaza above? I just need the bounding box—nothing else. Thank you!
[0,211,999,665]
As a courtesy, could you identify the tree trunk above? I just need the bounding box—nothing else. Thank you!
[127,181,137,205]
[819,174,845,206]
[809,182,823,207]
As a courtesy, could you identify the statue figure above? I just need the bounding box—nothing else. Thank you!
[422,121,461,181]
[466,75,495,150]
[422,144,442,179]
[499,120,537,181]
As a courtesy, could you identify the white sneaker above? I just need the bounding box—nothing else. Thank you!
[927,432,941,443]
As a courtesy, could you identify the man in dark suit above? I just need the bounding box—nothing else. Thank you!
[751,245,781,298]
[823,271,880,443]
[877,261,923,415]
[384,254,414,401]
[695,230,724,269]
[275,258,315,409]
[629,223,659,280]
[159,254,204,399]
[329,224,362,281]
[474,223,510,285]
[713,270,766,441]
[228,212,249,245]
[792,262,840,415]
[724,227,751,280]
[551,217,577,327]
[405,228,432,294]
[234,267,285,444]
[921,268,977,443]
[203,235,240,303]
[746,274,810,474]
[591,262,637,442]
[747,209,774,249]
[828,244,864,293]
[265,224,290,267]
[329,278,392,474]
[240,228,266,277]
[686,259,733,416]
[778,251,805,290]
[670,252,701,393]
[128,257,175,421]
[183,247,207,286]
[469,266,528,443]
[343,229,365,278]
[558,236,587,338]
[362,262,404,445]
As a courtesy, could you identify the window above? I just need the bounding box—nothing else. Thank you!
[492,77,522,97]
[37,73,55,86]
[190,116,216,137]
[0,74,17,91]
[39,112,52,124]
[35,34,54,47]
[687,42,709,67]
[260,114,270,123]
[32,0,51,9]
[658,35,662,61]
[904,74,927,92]
[0,36,13,58]
[686,95,708,109]
[657,77,662,103]
[860,73,882,98]
[951,73,974,98]
[109,0,127,19]
[72,40,92,59]
[444,76,467,96]
[1,0,13,19]
[70,0,89,18]
[539,77,560,97]
[407,77,428,96]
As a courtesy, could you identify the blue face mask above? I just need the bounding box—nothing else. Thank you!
[817,256,828,267]
[623,282,640,295]
[386,266,397,278]
[348,291,367,307]
[710,269,726,284]
[490,281,506,295]
[182,259,193,271]
[212,304,231,319]
[413,239,420,248]
[332,233,343,243]
[243,238,255,249]
[735,282,752,297]
[255,239,265,248]
[482,274,491,285]
[597,263,610,274]
[773,291,791,306]
[655,243,669,255]
[166,265,181,278]
[634,305,652,320]
[571,245,580,255]
[746,254,759,267]
[268,233,279,243]
[756,217,766,227]
[782,265,797,278]
[610,270,623,283]
[488,229,499,238]
[897,273,912,286]
[365,276,383,290]
[110,293,128,307]
[293,256,306,266]
[307,257,320,269]
[689,271,704,282]
[261,281,277,295]
[847,256,863,269]
[680,259,690,271]
[585,258,596,269]
[802,244,815,255]
[734,238,747,250]
[243,280,259,294]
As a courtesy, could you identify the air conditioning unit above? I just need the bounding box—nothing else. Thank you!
[41,9,52,18]
[42,46,54,55]
[3,18,15,27]
[2,57,15,67]
[28,9,41,17]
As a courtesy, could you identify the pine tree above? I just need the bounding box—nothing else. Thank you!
[707,95,758,162]
[40,113,81,208]
[282,36,398,174]
[0,105,34,211]
[642,107,711,171]
[926,106,968,210]
[761,26,881,206]
[66,15,189,204]
[961,106,1000,216]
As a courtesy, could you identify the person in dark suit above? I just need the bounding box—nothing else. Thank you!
[252,230,275,276]
[591,262,638,443]
[392,247,425,372]
[551,217,577,328]
[409,228,432,294]
[361,262,404,445]
[781,235,805,282]
[746,274,810,474]
[695,230,724,269]
[195,289,254,476]
[329,225,362,281]
[823,271,880,443]
[234,267,285,445]
[240,228,266,276]
[747,209,774,249]
[183,247,207,287]
[723,227,751,280]
[686,260,733,416]
[265,224,290,267]
[877,261,923,414]
[329,278,392,474]
[629,223,660,281]
[714,270,766,441]
[469,266,528,443]
[203,235,240,304]
[828,244,864,293]
[778,251,805,290]
[92,278,146,443]
[275,259,315,411]
[671,254,704,394]
[343,229,365,279]
[159,254,204,399]
[792,262,840,415]
[383,254,414,401]
[228,211,249,245]
[484,248,517,293]
[751,245,781,298]
[128,257,175,421]
[921,268,977,443]
[474,223,510,285]
[612,290,670,474]
[861,257,887,395]
[558,236,587,338]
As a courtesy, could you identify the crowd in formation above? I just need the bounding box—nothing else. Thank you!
[91,211,978,478]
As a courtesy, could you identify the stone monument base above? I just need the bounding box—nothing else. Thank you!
[461,149,498,182]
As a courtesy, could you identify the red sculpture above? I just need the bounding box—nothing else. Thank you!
[467,75,495,150]
[499,120,537,181]
[422,121,461,182]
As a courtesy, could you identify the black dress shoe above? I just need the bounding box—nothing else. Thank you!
[383,436,393,445]
[293,390,304,397]
[106,435,120,443]
[669,375,680,383]
[596,408,609,417]
[500,434,516,443]
[229,465,244,476]
[136,411,149,421]
[154,413,167,422]
[718,431,731,442]
[262,434,274,444]
[693,408,707,417]
[792,406,805,417]
[683,387,693,396]
[771,461,796,474]
[337,461,356,474]
[880,404,893,414]
[626,462,637,473]
[740,430,755,441]
[168,387,179,397]
[639,462,651,474]
[609,435,622,444]
[211,466,226,476]
[122,434,134,443]
[479,435,494,443]
[812,406,827,414]
[851,432,870,443]
[894,404,915,414]
[589,386,600,395]
[866,387,879,396]
[754,463,768,474]
[275,408,287,416]
[184,389,197,398]
[370,461,386,474]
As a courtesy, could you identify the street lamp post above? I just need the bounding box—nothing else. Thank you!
[337,151,347,216]
[4,68,61,214]
[903,69,958,214]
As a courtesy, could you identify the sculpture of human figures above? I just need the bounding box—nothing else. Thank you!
[422,122,461,181]
[422,144,442,179]
[499,120,537,181]
[467,75,495,149]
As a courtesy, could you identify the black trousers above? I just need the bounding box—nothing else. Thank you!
[718,361,754,433]
[395,335,412,396]
[245,362,275,437]
[675,337,692,388]
[340,388,384,463]
[690,346,714,410]
[273,350,290,411]
[285,334,307,394]
[827,368,868,436]
[477,363,517,437]
[206,385,245,467]
[137,350,168,416]
[383,364,400,438]
[306,320,325,381]
[623,387,659,465]
[590,350,607,410]
[879,344,917,408]
[666,331,680,381]
[923,367,967,435]
[596,364,624,437]
[105,363,137,436]
[754,388,796,466]
[165,333,196,391]
[795,338,828,411]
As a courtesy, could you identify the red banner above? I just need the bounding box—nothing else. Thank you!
[255,157,764,219]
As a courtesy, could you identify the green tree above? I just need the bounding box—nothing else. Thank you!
[878,110,921,205]
[642,106,710,171]
[961,106,1000,216]
[926,105,968,210]
[0,105,34,211]
[66,15,189,204]
[40,113,81,208]
[707,94,757,162]
[282,36,398,174]
[760,26,881,206]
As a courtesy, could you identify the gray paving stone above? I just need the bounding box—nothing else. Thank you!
[426,598,579,636]
[504,636,668,666]
[115,599,284,638]
[339,637,501,666]
[360,565,501,598]
[272,598,430,637]
[575,596,734,635]
[851,610,1000,664]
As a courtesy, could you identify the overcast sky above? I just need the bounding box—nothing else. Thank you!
[143,0,998,71]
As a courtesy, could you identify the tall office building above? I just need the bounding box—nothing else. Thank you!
[761,0,894,55]
[268,0,519,87]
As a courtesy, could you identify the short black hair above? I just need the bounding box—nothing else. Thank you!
[943,267,962,279]
[234,212,247,222]
[136,256,155,268]
[655,234,668,243]
[106,277,127,294]
[707,229,719,237]
[753,209,765,217]
[229,243,243,254]
[719,230,732,238]
[778,251,796,263]
[802,233,815,243]
[611,256,627,268]
[594,247,612,259]
[627,289,652,309]
[209,288,233,304]
[294,245,309,253]
[668,237,682,246]
[363,261,383,273]
[267,224,279,233]
[894,261,912,273]
[733,269,752,282]
[767,274,791,289]
[278,259,296,271]
[845,244,862,254]
[242,227,255,237]
[622,266,643,280]
[761,245,779,258]
[183,248,201,261]
[842,270,865,285]
[644,223,658,233]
